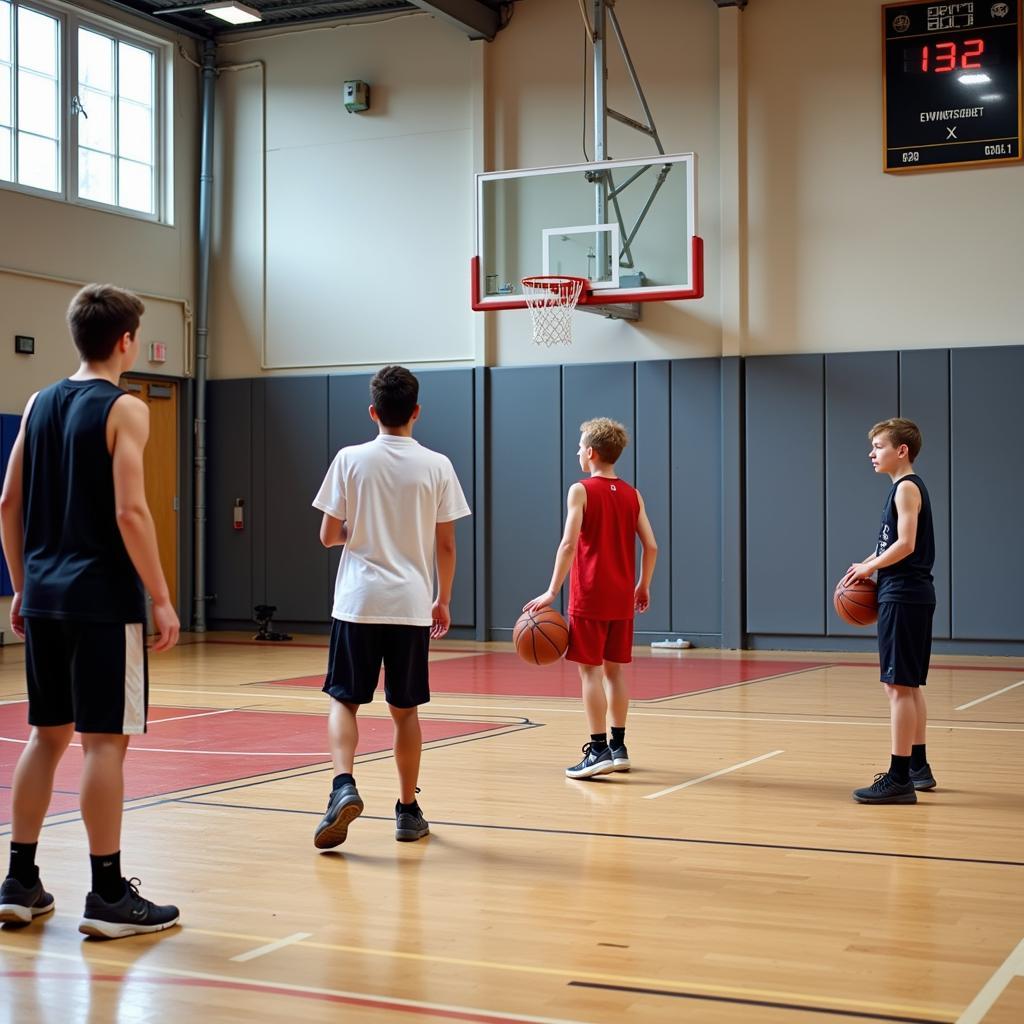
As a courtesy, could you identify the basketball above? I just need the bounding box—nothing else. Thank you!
[833,577,879,627]
[513,608,569,665]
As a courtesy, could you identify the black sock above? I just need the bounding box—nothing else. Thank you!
[590,733,608,752]
[8,841,39,887]
[610,727,626,748]
[910,744,927,770]
[332,772,355,791]
[889,755,911,784]
[397,799,419,814]
[90,852,124,903]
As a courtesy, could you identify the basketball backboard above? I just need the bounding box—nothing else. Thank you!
[472,153,702,312]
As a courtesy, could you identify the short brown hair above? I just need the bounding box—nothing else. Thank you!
[67,284,145,361]
[580,417,629,464]
[370,365,419,427]
[869,417,923,462]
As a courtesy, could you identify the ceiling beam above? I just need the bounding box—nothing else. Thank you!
[406,0,501,41]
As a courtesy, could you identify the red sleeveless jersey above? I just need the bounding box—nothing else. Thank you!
[569,476,639,620]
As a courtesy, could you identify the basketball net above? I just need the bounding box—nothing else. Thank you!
[521,276,587,347]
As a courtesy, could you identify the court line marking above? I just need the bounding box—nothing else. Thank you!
[644,750,785,800]
[9,928,957,1023]
[0,949,588,1024]
[145,689,1024,732]
[150,708,239,725]
[955,679,1024,711]
[231,931,313,962]
[568,980,950,1024]
[954,934,1024,1024]
[176,801,1024,868]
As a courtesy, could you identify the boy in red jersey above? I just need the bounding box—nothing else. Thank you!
[524,418,658,779]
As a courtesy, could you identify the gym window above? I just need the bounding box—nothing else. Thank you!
[0,0,170,221]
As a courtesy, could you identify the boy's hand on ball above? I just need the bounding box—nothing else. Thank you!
[523,590,556,613]
[843,562,874,586]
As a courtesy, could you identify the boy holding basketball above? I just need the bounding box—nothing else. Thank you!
[0,284,180,937]
[312,366,470,847]
[843,418,936,804]
[525,418,657,779]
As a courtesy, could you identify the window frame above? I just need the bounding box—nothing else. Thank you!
[0,0,172,224]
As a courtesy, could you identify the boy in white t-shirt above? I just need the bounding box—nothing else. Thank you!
[311,366,471,847]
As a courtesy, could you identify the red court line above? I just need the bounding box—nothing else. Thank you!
[0,706,501,827]
[0,973,550,1024]
[264,653,828,700]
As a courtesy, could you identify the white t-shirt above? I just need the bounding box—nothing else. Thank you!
[312,434,471,625]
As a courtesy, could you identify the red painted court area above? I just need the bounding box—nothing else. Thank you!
[0,704,502,827]
[266,652,826,699]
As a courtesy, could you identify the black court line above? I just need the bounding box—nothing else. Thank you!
[0,721,542,837]
[566,981,951,1024]
[170,801,1024,868]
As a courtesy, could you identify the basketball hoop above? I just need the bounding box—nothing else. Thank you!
[521,276,587,347]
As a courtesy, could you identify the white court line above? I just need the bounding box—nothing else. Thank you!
[0,943,591,1024]
[150,708,239,725]
[645,750,785,800]
[147,689,1024,732]
[955,678,1024,711]
[955,935,1024,1024]
[231,932,313,962]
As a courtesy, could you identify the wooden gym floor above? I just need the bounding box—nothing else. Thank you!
[1,635,1022,1024]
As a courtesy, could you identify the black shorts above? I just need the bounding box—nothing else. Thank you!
[323,619,430,708]
[877,602,935,688]
[24,618,149,734]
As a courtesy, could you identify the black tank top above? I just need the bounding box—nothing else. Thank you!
[21,378,146,622]
[875,474,936,605]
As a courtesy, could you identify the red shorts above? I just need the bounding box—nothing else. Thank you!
[566,615,634,666]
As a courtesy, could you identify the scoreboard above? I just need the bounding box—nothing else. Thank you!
[883,1,1023,171]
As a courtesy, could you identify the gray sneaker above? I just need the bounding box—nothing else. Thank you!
[566,742,615,779]
[852,772,917,804]
[314,782,364,849]
[0,875,55,926]
[395,800,430,842]
[609,743,631,772]
[79,878,179,939]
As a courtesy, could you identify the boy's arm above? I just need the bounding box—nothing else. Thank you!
[319,514,348,548]
[634,491,658,613]
[0,393,38,639]
[108,395,180,652]
[432,520,457,638]
[523,483,586,612]
[843,482,921,584]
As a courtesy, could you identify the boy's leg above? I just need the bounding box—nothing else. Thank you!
[0,724,71,924]
[80,733,130,860]
[603,661,631,771]
[10,724,75,846]
[389,705,422,805]
[328,698,360,776]
[580,663,609,736]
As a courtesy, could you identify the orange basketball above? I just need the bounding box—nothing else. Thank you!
[833,577,879,627]
[513,608,569,665]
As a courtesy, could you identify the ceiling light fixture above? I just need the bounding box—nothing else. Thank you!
[204,2,262,25]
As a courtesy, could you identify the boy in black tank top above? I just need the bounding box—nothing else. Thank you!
[0,285,181,937]
[842,418,937,805]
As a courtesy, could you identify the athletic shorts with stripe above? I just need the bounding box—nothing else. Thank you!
[24,618,149,734]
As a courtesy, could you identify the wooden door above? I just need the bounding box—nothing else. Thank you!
[122,377,179,613]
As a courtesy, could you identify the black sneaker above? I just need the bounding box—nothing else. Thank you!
[565,742,615,779]
[609,743,631,772]
[79,878,179,939]
[314,781,364,849]
[852,772,917,804]
[395,800,430,842]
[0,876,55,926]
[910,764,937,790]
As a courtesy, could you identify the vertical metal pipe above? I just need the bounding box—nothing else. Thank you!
[592,0,609,280]
[193,38,216,633]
